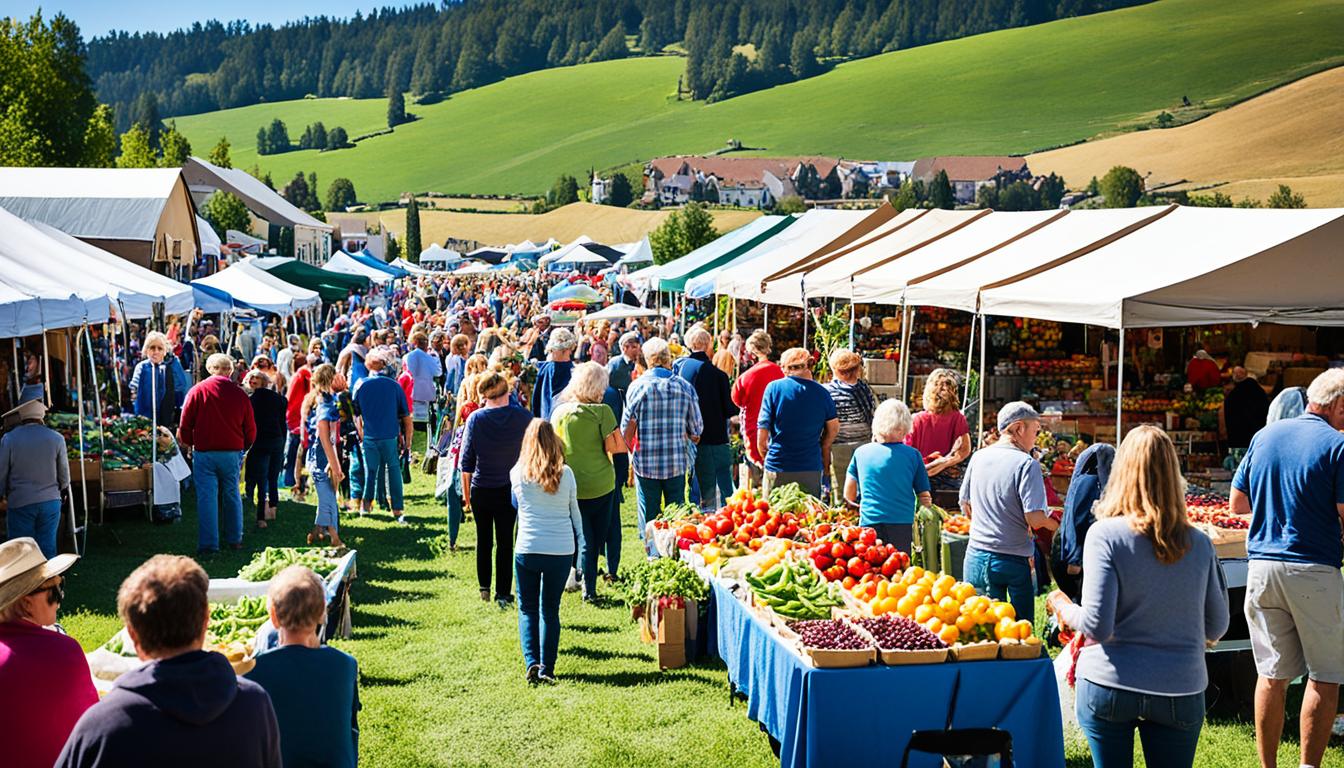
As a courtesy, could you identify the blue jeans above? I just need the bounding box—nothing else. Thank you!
[311,467,339,529]
[360,437,403,511]
[193,450,243,550]
[693,442,735,511]
[1076,678,1204,768]
[635,474,684,556]
[607,456,627,578]
[578,492,613,599]
[8,499,62,558]
[963,546,1036,625]
[282,430,302,488]
[515,552,570,675]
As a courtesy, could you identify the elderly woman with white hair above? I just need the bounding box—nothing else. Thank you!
[551,362,627,601]
[130,330,190,428]
[843,399,932,552]
[531,326,576,421]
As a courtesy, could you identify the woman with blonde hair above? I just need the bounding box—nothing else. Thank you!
[130,331,189,427]
[300,363,344,548]
[1048,426,1228,768]
[510,419,581,685]
[905,368,972,491]
[551,362,626,601]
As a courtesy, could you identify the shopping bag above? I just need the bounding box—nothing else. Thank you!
[1054,634,1082,736]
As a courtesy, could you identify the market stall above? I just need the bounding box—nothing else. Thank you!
[323,250,397,284]
[250,255,370,303]
[192,260,322,316]
[349,248,410,278]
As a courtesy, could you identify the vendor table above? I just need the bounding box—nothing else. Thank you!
[710,580,1065,768]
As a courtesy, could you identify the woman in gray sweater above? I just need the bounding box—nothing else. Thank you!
[1047,425,1229,768]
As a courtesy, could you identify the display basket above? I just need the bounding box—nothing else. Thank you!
[998,640,1043,660]
[951,641,1000,662]
[797,643,875,669]
[70,457,102,482]
[879,647,950,665]
[102,465,152,492]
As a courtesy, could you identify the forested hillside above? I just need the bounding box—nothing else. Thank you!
[87,0,1148,128]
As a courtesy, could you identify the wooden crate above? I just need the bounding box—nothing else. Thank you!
[102,465,151,492]
[863,358,898,385]
[69,458,102,483]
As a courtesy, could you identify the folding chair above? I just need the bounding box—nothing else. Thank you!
[900,669,1014,768]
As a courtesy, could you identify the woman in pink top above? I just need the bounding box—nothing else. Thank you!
[0,538,97,768]
[904,369,972,491]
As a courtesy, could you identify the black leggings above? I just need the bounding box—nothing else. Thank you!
[472,485,517,599]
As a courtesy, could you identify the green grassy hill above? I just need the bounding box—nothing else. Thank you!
[173,0,1344,201]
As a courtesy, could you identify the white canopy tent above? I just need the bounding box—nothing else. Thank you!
[760,209,990,306]
[614,237,654,267]
[454,262,489,274]
[323,250,396,284]
[389,257,439,276]
[979,206,1344,329]
[226,229,268,254]
[755,204,908,286]
[192,261,321,316]
[29,220,195,319]
[551,245,613,269]
[539,236,595,267]
[418,243,463,265]
[197,216,222,259]
[707,210,872,304]
[582,303,665,322]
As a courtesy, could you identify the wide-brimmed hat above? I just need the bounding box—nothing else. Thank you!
[2,395,47,428]
[0,538,77,614]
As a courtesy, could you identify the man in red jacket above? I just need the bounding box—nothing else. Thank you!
[179,354,256,554]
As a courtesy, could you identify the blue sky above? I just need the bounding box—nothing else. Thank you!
[8,1,423,39]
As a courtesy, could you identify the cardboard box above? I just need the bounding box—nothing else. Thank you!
[863,358,898,385]
[655,605,687,669]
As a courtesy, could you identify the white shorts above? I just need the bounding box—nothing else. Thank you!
[1244,559,1344,684]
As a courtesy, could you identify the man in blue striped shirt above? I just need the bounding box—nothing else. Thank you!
[621,338,703,555]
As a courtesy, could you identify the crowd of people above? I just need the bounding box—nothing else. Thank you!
[0,263,1341,768]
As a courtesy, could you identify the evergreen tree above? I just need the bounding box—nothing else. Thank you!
[789,31,819,79]
[81,104,118,167]
[1038,173,1066,209]
[591,23,627,62]
[158,121,191,167]
[256,127,270,155]
[207,136,232,168]
[927,170,955,209]
[387,82,407,127]
[996,181,1039,211]
[306,171,320,210]
[890,179,919,211]
[649,202,719,265]
[311,122,328,149]
[202,191,250,237]
[266,119,291,153]
[547,174,580,206]
[282,171,311,209]
[386,234,402,261]
[404,196,422,259]
[326,126,349,150]
[1099,166,1144,208]
[976,184,999,210]
[116,124,158,168]
[607,173,633,207]
[326,178,358,210]
[130,91,163,151]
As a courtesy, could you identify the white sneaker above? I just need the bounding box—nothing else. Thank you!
[564,568,581,592]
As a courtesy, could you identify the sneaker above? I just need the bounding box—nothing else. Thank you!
[537,671,558,685]
[394,515,410,526]
[525,665,541,686]
[480,589,491,602]
[564,568,581,593]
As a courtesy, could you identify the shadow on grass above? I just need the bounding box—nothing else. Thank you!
[565,645,649,663]
[565,623,621,635]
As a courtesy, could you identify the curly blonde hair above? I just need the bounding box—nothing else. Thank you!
[921,369,960,414]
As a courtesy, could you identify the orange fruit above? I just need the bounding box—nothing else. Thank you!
[926,618,944,634]
[914,604,935,623]
[955,614,977,633]
[896,595,918,617]
[934,574,956,590]
[889,581,908,599]
[1014,620,1034,640]
[932,584,950,602]
[939,625,961,645]
[907,585,929,603]
[879,596,900,615]
[992,602,1016,621]
[876,581,889,599]
[904,566,925,584]
[995,616,1017,641]
[953,583,977,602]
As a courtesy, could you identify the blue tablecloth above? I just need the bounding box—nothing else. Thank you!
[711,580,1065,768]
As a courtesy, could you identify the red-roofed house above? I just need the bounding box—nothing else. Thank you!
[644,156,846,207]
[912,156,1031,204]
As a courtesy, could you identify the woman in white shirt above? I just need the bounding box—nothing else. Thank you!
[510,419,581,686]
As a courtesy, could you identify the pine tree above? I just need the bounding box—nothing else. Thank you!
[158,121,191,167]
[928,170,955,209]
[256,127,270,155]
[387,82,407,127]
[306,171,320,211]
[607,174,633,207]
[207,136,232,168]
[326,178,358,211]
[326,126,348,150]
[81,104,118,167]
[116,124,159,168]
[404,196,422,260]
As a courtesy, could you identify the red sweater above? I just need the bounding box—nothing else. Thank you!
[0,620,98,768]
[285,366,312,432]
[732,361,785,465]
[179,375,257,451]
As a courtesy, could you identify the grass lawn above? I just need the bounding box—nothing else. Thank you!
[173,0,1344,201]
[56,436,1319,767]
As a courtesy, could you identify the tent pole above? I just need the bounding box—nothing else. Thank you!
[978,312,987,447]
[712,293,719,339]
[42,331,52,407]
[896,301,911,401]
[1116,324,1125,442]
[763,303,769,329]
[803,302,810,349]
[963,313,976,408]
[11,340,19,403]
[848,283,856,349]
[72,327,85,556]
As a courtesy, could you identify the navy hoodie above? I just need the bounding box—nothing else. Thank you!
[56,650,281,768]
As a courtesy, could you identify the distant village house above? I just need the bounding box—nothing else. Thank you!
[911,156,1031,205]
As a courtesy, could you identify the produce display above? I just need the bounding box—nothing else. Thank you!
[617,557,709,612]
[1186,489,1249,528]
[942,515,970,535]
[787,619,872,651]
[206,596,269,661]
[802,525,909,582]
[48,412,174,468]
[238,547,343,581]
[672,486,805,552]
[854,615,947,651]
[745,558,844,621]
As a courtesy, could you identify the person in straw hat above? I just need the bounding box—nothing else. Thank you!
[0,537,95,768]
[0,396,70,558]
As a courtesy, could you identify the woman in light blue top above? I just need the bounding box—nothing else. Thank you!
[1048,426,1229,768]
[510,418,581,685]
[844,398,931,553]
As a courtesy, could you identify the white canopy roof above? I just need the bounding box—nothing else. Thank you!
[897,207,1166,313]
[551,245,612,266]
[323,250,396,284]
[762,209,988,305]
[29,220,194,319]
[389,257,440,276]
[183,157,332,231]
[539,236,595,266]
[192,261,320,316]
[419,243,463,263]
[980,206,1344,328]
[581,303,665,322]
[0,207,111,336]
[454,262,489,274]
[635,215,789,294]
[197,215,222,258]
[709,209,872,304]
[615,237,654,266]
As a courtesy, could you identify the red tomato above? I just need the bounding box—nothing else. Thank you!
[847,557,870,578]
[881,553,902,577]
[844,528,861,543]
[842,576,857,590]
[864,547,885,565]
[696,524,715,543]
[676,523,698,539]
[781,523,799,539]
[754,500,770,512]
[824,564,847,581]
[859,527,878,545]
[763,523,778,538]
[734,531,751,545]
[854,541,869,557]
[815,523,832,537]
[830,542,849,560]
[712,517,733,536]
[813,554,833,570]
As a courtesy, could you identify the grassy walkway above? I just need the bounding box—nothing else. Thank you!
[57,456,1314,767]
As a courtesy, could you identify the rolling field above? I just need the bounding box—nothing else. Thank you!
[172,0,1344,201]
[1030,66,1344,206]
[368,202,761,248]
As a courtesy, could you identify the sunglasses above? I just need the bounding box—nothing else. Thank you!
[31,578,64,605]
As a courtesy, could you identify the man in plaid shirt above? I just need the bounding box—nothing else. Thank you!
[621,337,703,554]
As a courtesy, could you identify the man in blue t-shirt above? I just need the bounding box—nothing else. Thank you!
[352,349,412,524]
[1231,369,1344,768]
[755,348,838,498]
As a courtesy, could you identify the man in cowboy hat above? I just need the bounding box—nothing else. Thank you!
[0,397,70,559]
[0,537,93,768]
